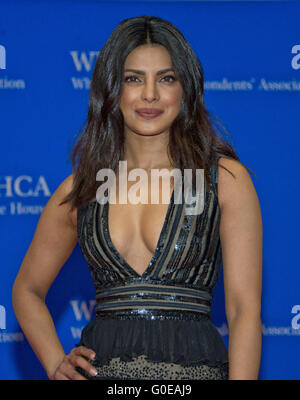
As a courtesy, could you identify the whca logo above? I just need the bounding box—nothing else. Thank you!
[0,45,6,70]
[0,305,6,330]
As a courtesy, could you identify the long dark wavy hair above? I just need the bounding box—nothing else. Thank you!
[60,15,254,210]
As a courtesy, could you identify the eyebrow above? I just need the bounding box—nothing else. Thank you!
[124,68,175,75]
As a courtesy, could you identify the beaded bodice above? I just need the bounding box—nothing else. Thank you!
[76,161,222,320]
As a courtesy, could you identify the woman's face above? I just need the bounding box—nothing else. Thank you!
[119,44,183,137]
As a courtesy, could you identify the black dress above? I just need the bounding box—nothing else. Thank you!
[75,157,229,380]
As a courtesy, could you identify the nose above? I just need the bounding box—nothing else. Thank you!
[142,78,159,102]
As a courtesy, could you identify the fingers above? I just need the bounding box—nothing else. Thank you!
[55,358,88,380]
[68,354,98,378]
[52,346,97,380]
[68,346,98,378]
[74,346,96,361]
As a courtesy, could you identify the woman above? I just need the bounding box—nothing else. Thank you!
[12,15,263,380]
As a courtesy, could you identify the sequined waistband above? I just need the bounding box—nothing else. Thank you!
[95,282,212,317]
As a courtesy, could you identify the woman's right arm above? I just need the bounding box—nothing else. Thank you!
[11,174,97,380]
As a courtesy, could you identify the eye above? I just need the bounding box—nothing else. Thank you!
[124,75,140,83]
[161,75,176,83]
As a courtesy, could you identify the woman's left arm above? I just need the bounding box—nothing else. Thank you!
[218,157,263,380]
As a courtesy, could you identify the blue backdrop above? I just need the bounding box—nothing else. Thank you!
[0,0,300,380]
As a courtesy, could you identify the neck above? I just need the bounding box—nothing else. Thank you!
[123,129,172,171]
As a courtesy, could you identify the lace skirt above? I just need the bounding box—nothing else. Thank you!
[75,312,229,380]
[76,354,229,380]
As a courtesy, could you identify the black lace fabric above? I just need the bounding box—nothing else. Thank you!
[76,355,229,380]
[75,314,229,380]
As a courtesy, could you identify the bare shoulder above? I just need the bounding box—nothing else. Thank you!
[57,173,77,229]
[59,173,75,197]
[217,156,259,210]
[43,173,77,230]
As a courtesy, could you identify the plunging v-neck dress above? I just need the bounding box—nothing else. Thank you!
[75,157,229,380]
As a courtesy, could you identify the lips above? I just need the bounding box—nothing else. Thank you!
[136,108,163,117]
